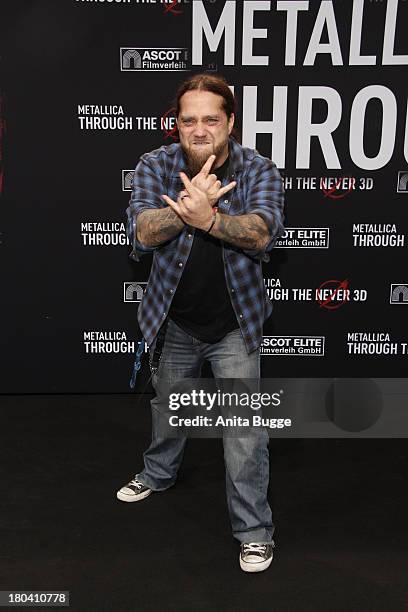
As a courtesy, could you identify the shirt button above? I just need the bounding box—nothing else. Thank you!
[178,262,183,267]
[162,312,166,317]
[239,314,243,319]
[231,289,235,293]
[224,199,228,204]
[187,234,193,239]
[169,289,173,294]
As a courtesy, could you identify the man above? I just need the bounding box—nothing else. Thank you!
[118,74,285,573]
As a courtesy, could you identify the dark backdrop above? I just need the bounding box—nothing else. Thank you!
[1,0,407,393]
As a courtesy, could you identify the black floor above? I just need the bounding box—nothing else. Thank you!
[1,394,407,611]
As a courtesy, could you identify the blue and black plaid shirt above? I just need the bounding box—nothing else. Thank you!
[126,137,285,354]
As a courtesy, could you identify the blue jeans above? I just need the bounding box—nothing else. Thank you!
[136,318,274,544]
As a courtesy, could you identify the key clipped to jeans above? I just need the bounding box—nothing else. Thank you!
[129,319,168,389]
[129,339,146,389]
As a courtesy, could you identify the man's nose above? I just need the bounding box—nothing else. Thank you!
[192,122,207,137]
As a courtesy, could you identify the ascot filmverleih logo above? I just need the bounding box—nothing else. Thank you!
[274,227,330,249]
[124,282,147,303]
[120,48,189,71]
[396,172,408,193]
[261,336,325,357]
[389,284,408,304]
[122,170,134,192]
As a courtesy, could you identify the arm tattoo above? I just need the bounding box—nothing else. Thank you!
[211,213,269,250]
[137,207,184,247]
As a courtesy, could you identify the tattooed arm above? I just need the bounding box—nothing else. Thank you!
[209,213,270,250]
[136,207,184,247]
[126,154,186,260]
[209,158,285,261]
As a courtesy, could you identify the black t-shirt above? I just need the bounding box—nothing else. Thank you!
[169,156,239,343]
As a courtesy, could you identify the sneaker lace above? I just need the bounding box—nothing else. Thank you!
[243,543,267,554]
[129,479,143,490]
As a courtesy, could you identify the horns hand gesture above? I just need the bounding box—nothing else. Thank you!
[161,154,236,231]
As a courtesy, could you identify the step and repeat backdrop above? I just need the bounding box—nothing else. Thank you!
[1,0,407,393]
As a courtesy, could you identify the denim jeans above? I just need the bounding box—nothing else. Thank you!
[136,318,274,544]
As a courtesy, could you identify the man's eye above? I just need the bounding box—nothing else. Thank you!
[207,119,218,125]
[183,120,193,126]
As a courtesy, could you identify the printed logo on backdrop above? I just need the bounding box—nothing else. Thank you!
[77,104,178,135]
[120,48,189,71]
[389,284,408,304]
[163,0,182,15]
[282,175,373,194]
[161,0,217,15]
[347,332,408,356]
[124,282,147,303]
[83,331,136,355]
[261,336,325,357]
[316,279,350,310]
[316,279,367,309]
[122,170,134,191]
[396,172,408,193]
[321,176,356,200]
[77,105,133,131]
[81,222,129,246]
[264,278,367,306]
[352,224,405,247]
[161,107,178,141]
[274,228,329,249]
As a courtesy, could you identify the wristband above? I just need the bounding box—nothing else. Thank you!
[205,210,217,234]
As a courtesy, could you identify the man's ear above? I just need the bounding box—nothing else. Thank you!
[228,113,235,135]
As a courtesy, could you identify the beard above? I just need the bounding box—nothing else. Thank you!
[182,140,227,176]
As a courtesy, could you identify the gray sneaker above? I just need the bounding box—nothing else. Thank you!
[239,541,275,573]
[116,478,152,502]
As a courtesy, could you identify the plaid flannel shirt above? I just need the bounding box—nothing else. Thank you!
[126,137,285,354]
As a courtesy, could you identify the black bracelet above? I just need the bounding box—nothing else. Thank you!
[205,211,217,234]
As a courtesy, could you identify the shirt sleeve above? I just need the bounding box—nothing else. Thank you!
[243,157,285,263]
[126,155,165,262]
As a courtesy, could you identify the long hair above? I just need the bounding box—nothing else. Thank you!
[173,73,240,142]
